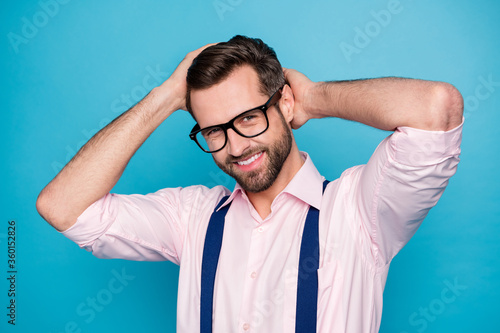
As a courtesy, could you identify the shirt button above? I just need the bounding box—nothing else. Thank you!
[257,226,264,233]
[250,271,257,279]
[243,323,250,330]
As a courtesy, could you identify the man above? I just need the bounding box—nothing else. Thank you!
[36,35,464,332]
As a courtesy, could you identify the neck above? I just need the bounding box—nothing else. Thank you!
[246,145,304,219]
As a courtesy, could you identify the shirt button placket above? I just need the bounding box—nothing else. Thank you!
[249,227,263,280]
[239,224,266,332]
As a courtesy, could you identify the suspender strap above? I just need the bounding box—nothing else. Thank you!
[322,179,330,193]
[200,195,230,333]
[295,179,329,333]
[200,180,330,333]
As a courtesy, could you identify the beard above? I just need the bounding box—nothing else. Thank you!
[214,118,293,193]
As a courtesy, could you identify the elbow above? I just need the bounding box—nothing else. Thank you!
[430,83,464,131]
[36,188,72,232]
[36,189,50,223]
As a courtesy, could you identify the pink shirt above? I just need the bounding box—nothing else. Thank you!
[62,119,463,333]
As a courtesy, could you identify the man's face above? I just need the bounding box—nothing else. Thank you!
[190,65,293,193]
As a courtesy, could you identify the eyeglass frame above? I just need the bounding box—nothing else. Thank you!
[189,86,284,153]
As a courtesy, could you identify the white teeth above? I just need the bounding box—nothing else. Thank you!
[237,152,262,166]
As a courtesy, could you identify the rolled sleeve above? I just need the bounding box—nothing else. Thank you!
[352,117,464,267]
[61,185,229,264]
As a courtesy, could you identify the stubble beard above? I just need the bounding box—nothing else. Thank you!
[214,123,293,193]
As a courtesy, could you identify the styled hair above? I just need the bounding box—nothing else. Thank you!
[185,35,285,116]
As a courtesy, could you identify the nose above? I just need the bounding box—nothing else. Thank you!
[226,128,250,157]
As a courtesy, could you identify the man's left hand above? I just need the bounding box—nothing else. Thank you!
[283,67,317,129]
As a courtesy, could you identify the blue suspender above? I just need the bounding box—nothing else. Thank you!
[295,179,329,333]
[200,196,231,333]
[200,180,330,333]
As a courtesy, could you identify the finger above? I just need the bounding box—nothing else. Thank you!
[198,42,217,52]
[186,43,218,61]
[282,68,292,82]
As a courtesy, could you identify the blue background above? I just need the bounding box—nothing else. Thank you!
[2,0,499,332]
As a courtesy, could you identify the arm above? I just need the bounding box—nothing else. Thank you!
[284,69,464,266]
[36,44,214,232]
[283,69,463,131]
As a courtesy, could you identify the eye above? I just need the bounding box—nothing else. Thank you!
[237,110,262,126]
[242,114,257,122]
[203,127,222,138]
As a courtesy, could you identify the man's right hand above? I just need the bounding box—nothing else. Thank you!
[159,43,217,112]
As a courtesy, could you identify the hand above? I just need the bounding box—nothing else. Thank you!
[283,67,316,129]
[160,43,217,111]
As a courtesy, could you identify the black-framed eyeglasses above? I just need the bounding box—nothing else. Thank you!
[189,86,283,153]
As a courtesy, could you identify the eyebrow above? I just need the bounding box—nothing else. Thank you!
[200,98,270,129]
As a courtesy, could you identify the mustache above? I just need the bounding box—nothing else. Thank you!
[226,147,267,164]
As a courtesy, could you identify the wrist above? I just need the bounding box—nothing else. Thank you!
[307,81,340,119]
[150,81,183,119]
[305,82,328,119]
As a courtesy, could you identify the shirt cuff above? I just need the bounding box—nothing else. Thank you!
[60,193,116,247]
[390,116,464,166]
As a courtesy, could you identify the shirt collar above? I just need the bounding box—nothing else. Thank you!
[217,151,325,211]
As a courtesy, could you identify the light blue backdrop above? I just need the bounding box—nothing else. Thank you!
[2,0,499,332]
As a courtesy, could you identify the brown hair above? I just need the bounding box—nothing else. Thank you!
[186,35,285,117]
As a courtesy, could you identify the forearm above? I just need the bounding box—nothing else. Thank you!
[37,84,177,231]
[307,77,464,131]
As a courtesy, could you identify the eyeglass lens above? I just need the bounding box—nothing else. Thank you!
[195,108,268,152]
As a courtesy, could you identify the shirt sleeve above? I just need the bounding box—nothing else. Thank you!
[61,185,229,265]
[346,118,464,268]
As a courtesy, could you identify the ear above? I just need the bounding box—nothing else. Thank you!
[278,84,295,124]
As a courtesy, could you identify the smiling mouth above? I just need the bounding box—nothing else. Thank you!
[234,151,263,166]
